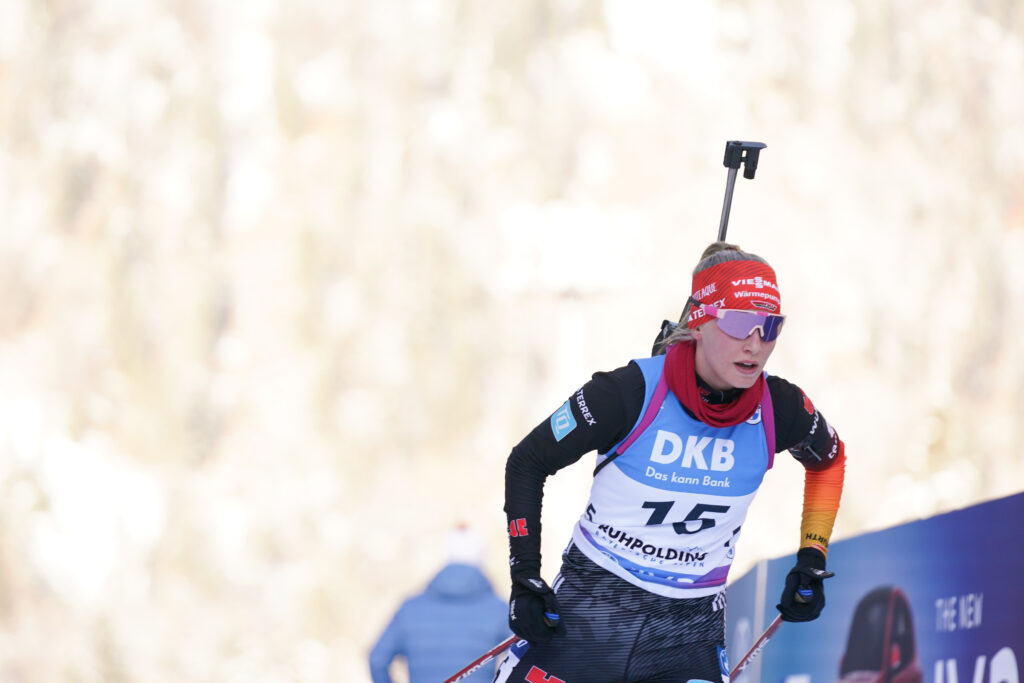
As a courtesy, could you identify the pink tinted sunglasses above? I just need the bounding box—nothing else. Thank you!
[695,303,785,342]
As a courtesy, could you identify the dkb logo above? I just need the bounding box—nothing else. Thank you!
[649,431,735,471]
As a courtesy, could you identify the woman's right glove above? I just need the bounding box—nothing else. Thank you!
[508,568,564,642]
[776,547,835,622]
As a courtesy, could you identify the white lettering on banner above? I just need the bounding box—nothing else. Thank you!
[990,648,1019,683]
[649,431,735,472]
[935,593,984,632]
[959,593,983,629]
[933,646,1018,683]
[936,596,957,632]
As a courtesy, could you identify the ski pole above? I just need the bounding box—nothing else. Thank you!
[729,614,783,678]
[729,570,835,678]
[717,140,766,241]
[443,634,519,683]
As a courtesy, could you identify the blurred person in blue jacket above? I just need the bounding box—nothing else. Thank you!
[369,525,510,683]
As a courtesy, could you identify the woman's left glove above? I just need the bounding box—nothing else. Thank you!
[776,547,834,622]
[508,569,564,642]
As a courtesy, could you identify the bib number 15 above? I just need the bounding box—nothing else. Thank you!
[642,501,730,535]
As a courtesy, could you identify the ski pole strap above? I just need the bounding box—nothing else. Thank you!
[593,370,669,476]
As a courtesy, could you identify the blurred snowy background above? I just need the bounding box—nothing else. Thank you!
[2,1,1023,681]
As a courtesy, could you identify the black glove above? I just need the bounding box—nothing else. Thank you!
[776,548,834,622]
[508,571,564,642]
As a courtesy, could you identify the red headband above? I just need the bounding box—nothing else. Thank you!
[687,260,782,329]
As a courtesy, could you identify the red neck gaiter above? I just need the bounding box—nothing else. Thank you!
[664,341,764,427]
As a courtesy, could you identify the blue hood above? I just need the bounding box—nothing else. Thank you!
[425,563,497,599]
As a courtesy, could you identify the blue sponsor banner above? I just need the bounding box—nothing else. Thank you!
[726,492,1024,683]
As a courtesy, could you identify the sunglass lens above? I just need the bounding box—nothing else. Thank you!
[761,315,784,341]
[761,317,782,342]
[716,310,784,341]
[716,311,757,339]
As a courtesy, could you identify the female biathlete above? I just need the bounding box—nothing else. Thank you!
[498,242,845,683]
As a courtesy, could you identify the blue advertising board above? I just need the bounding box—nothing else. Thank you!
[726,492,1024,683]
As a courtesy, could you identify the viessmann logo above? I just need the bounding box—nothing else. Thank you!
[731,277,778,291]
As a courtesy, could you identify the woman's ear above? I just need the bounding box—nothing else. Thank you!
[691,325,703,341]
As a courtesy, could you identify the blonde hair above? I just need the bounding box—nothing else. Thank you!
[660,241,771,347]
